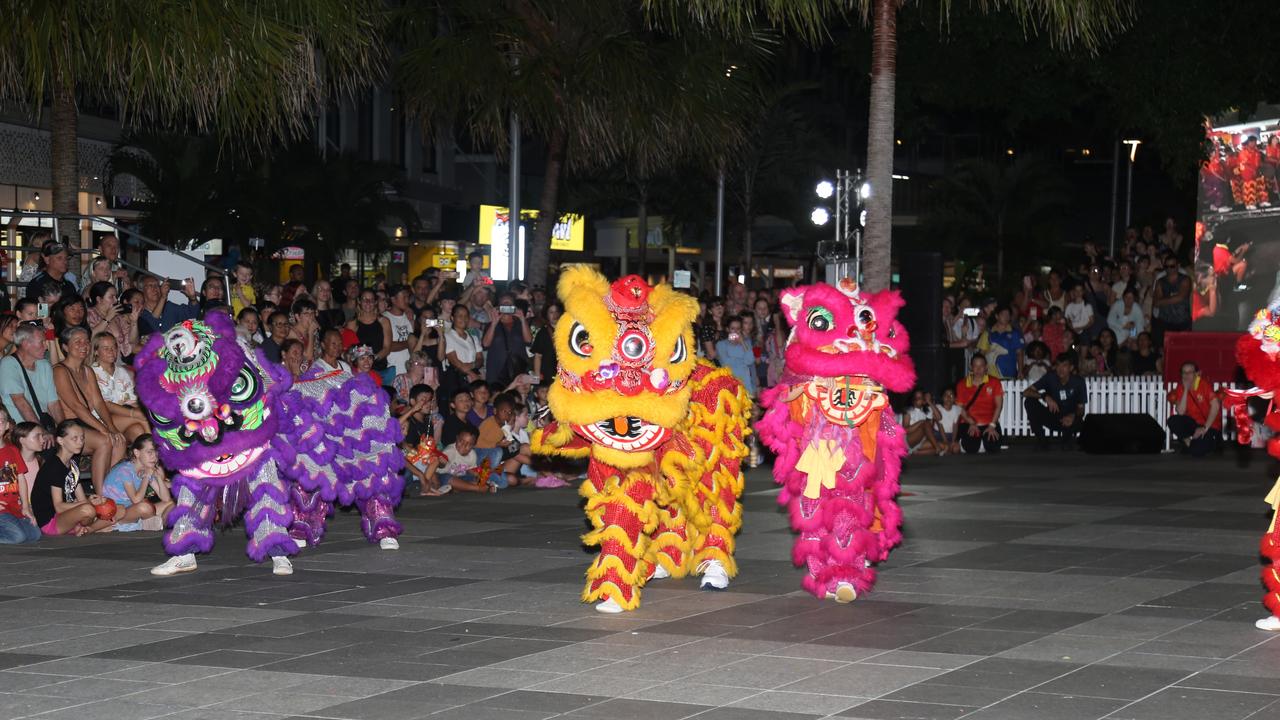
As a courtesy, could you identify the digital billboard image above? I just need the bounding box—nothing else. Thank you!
[1195,117,1280,331]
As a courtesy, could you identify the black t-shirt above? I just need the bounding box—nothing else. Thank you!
[25,273,78,302]
[30,454,79,526]
[441,413,478,448]
[1131,351,1160,375]
[404,413,436,448]
[531,325,558,380]
[1031,373,1089,416]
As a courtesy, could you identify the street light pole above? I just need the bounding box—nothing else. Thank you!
[509,111,521,281]
[715,168,725,296]
[1123,139,1141,231]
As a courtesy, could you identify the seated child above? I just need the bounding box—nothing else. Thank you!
[465,380,494,427]
[398,385,446,496]
[438,428,497,493]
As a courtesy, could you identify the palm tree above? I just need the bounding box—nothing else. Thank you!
[394,0,759,289]
[645,0,1134,291]
[0,1,384,217]
[924,156,1071,284]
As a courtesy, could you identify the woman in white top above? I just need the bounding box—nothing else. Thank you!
[1107,288,1145,349]
[1063,284,1094,335]
[902,391,942,455]
[91,332,146,434]
[312,329,353,374]
[443,304,484,400]
[932,388,963,455]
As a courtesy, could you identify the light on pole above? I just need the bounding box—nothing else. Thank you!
[810,207,830,226]
[811,169,867,285]
[1123,139,1142,229]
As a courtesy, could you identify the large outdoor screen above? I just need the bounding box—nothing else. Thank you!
[1194,117,1280,330]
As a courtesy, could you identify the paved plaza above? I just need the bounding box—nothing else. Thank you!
[2,447,1280,720]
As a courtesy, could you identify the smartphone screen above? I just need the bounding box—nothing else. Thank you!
[37,303,49,319]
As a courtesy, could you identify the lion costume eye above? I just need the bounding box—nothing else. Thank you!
[807,307,834,332]
[669,335,687,364]
[230,369,257,403]
[569,322,593,357]
[857,308,876,328]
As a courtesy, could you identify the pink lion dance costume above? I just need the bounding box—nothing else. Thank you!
[1221,304,1280,631]
[137,311,404,576]
[756,279,915,602]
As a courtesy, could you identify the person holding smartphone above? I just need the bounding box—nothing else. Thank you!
[86,282,138,359]
[482,293,531,387]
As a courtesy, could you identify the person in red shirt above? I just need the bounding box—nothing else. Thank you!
[955,354,1004,454]
[1167,362,1221,457]
[0,408,38,544]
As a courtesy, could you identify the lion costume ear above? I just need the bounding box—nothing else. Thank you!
[780,288,806,325]
[557,264,610,301]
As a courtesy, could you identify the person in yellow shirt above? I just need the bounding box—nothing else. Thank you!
[231,261,257,317]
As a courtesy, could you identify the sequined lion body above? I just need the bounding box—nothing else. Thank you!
[533,268,750,611]
[135,311,405,567]
[756,280,916,601]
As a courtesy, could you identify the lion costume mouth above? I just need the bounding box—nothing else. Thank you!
[574,416,671,452]
[186,446,267,479]
[804,377,887,426]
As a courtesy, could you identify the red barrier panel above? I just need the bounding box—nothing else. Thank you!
[1163,331,1243,383]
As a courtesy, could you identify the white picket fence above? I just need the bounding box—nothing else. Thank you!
[998,376,1234,448]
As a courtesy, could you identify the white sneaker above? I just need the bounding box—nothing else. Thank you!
[1256,616,1280,632]
[825,582,858,604]
[151,553,197,576]
[697,559,729,591]
[648,564,671,581]
[595,597,624,614]
[271,556,293,576]
[294,537,307,549]
[379,538,399,550]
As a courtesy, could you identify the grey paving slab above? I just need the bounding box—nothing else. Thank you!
[0,450,1278,720]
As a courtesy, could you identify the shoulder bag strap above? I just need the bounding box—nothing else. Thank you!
[17,361,44,417]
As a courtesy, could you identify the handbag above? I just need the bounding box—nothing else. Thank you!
[18,361,56,431]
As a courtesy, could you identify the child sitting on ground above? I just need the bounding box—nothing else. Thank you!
[399,385,447,496]
[466,380,494,427]
[438,428,496,493]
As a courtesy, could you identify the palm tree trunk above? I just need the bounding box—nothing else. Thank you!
[741,173,754,284]
[51,71,79,220]
[527,126,565,289]
[862,0,898,292]
[636,186,648,280]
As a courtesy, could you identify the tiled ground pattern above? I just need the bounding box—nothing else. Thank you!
[2,448,1279,720]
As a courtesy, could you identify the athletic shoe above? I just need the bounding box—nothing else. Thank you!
[271,556,293,576]
[379,538,400,550]
[595,597,624,614]
[151,553,197,576]
[648,564,671,581]
[697,559,729,590]
[294,537,307,549]
[1256,616,1280,632]
[826,582,857,604]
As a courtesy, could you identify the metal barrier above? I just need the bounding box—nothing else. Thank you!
[997,376,1235,450]
[1,211,229,299]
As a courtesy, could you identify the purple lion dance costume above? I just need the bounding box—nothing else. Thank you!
[137,311,405,576]
[756,279,915,602]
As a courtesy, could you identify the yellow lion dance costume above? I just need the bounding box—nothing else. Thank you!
[533,268,751,613]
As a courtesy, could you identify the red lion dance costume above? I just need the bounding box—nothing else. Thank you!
[533,268,751,613]
[1222,304,1280,631]
[756,279,915,602]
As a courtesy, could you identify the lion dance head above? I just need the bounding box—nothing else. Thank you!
[777,278,915,425]
[547,267,699,468]
[135,311,289,485]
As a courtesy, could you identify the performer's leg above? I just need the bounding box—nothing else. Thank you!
[288,484,332,547]
[163,475,217,558]
[1258,530,1280,631]
[690,464,744,585]
[788,495,830,599]
[647,501,691,579]
[817,494,878,601]
[581,468,658,611]
[243,463,298,564]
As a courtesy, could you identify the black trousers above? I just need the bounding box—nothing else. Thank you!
[957,422,1001,454]
[1168,414,1220,457]
[1024,397,1080,438]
